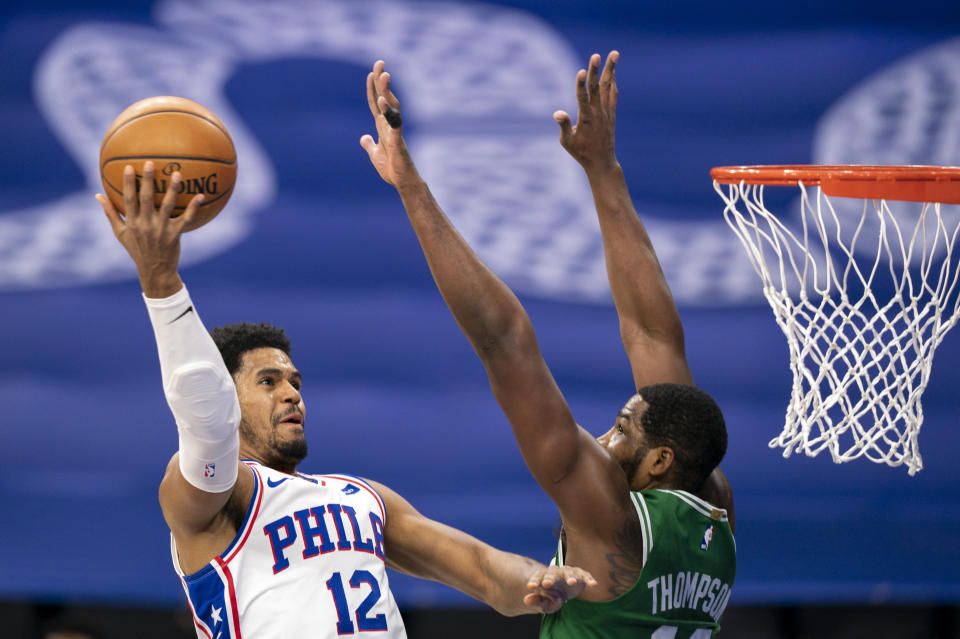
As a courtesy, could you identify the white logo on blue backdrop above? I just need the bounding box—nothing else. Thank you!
[811,37,960,261]
[2,0,958,304]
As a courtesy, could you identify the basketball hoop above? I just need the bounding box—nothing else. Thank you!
[712,165,960,475]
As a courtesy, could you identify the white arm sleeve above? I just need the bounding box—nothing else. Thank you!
[144,285,241,493]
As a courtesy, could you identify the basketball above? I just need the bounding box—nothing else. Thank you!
[99,96,237,232]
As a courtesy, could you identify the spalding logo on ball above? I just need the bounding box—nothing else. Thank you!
[99,96,237,232]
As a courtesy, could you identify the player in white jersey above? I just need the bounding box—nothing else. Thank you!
[173,458,408,638]
[96,163,596,639]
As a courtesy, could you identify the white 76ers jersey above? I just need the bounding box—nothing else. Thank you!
[172,460,407,638]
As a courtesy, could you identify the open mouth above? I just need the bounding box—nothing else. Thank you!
[277,411,304,427]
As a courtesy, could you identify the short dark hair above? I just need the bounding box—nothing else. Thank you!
[210,322,292,376]
[636,383,727,492]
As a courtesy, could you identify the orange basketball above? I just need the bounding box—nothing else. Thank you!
[100,96,237,232]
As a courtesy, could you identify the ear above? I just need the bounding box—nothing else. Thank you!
[648,446,675,479]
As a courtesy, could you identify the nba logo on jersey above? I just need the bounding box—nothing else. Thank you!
[700,525,714,551]
[204,463,215,478]
[342,484,360,495]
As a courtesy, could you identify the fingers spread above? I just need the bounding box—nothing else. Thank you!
[600,50,619,108]
[159,172,181,219]
[139,161,156,215]
[177,193,204,232]
[574,69,590,129]
[96,194,124,235]
[523,591,561,614]
[365,71,379,117]
[576,569,598,587]
[586,52,601,103]
[376,71,399,109]
[369,59,402,135]
[122,165,137,218]
[553,109,574,140]
[524,566,599,614]
[359,133,375,153]
[575,68,588,108]
[527,571,544,589]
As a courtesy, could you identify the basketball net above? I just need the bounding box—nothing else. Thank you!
[713,167,960,475]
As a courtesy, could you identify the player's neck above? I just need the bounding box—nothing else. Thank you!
[239,445,300,475]
[634,474,679,492]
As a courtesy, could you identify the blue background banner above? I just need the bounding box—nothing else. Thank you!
[2,0,959,609]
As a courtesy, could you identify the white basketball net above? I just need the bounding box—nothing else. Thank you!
[715,180,960,475]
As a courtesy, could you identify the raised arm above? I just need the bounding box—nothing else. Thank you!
[370,480,596,615]
[555,51,692,389]
[96,165,252,544]
[360,62,634,534]
[558,53,733,522]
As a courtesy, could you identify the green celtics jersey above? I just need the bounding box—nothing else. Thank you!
[541,489,736,639]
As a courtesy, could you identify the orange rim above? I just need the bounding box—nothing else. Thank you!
[710,165,960,204]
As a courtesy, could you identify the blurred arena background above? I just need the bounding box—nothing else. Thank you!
[2,0,959,636]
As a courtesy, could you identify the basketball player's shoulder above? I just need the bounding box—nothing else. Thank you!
[648,488,729,523]
[307,473,386,508]
[316,473,382,494]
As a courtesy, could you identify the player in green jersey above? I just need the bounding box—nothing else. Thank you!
[362,51,735,637]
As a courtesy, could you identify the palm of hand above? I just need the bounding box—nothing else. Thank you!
[555,51,620,169]
[563,118,615,167]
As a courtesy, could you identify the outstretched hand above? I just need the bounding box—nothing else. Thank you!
[522,564,598,614]
[554,50,620,171]
[95,161,203,297]
[360,60,418,188]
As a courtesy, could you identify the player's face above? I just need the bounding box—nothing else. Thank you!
[234,347,308,469]
[597,394,652,488]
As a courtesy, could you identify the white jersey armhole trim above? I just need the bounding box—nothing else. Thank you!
[222,464,265,564]
[170,533,185,577]
[631,491,653,565]
[656,489,729,522]
[552,534,563,567]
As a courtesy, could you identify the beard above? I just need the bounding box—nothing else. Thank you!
[619,442,649,486]
[270,431,308,463]
[240,414,308,469]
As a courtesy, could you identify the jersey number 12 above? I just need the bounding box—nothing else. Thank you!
[326,570,389,634]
